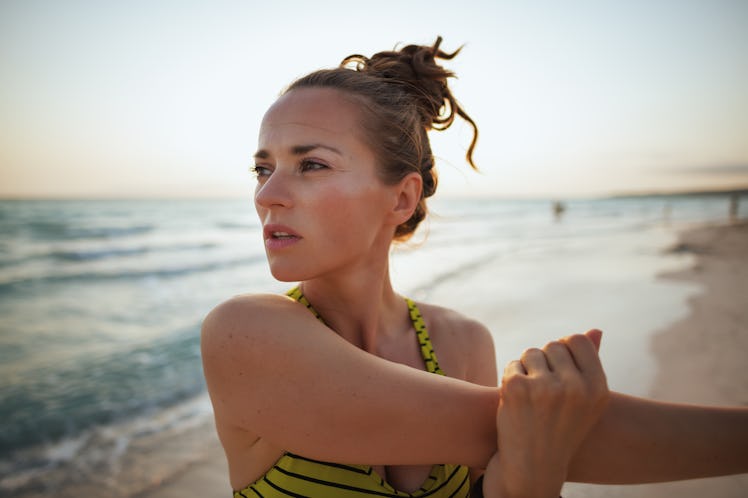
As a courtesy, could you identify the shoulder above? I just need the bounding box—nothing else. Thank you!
[202,293,307,340]
[201,293,318,374]
[415,302,497,386]
[416,302,494,348]
[204,292,299,322]
[200,293,336,423]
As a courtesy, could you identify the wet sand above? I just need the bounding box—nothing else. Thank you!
[142,221,748,498]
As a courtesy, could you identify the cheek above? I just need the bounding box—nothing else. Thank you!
[312,184,384,234]
[315,188,360,226]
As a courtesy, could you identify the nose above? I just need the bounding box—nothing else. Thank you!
[254,170,294,210]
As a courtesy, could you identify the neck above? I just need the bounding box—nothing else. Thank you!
[298,260,409,354]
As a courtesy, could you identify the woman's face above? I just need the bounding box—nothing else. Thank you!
[253,87,398,282]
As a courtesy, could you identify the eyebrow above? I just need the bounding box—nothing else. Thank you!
[253,143,342,160]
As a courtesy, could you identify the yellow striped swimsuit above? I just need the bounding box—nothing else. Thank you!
[233,287,471,497]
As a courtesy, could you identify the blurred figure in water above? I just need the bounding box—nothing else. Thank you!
[552,200,566,222]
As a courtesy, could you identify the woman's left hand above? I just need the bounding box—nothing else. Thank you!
[483,329,610,497]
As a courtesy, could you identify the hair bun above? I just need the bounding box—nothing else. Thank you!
[342,37,462,131]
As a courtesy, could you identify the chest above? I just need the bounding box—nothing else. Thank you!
[374,330,430,372]
[372,463,436,494]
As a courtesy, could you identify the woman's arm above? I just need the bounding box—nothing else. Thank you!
[476,329,748,493]
[201,294,498,467]
[203,295,748,482]
[568,392,748,483]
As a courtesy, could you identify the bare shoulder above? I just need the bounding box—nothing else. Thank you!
[415,302,494,346]
[204,293,300,329]
[415,302,497,386]
[200,293,315,400]
[201,293,311,347]
[201,293,330,427]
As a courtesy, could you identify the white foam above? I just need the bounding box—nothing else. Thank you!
[44,432,91,463]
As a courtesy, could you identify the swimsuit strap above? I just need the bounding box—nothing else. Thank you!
[286,286,327,324]
[286,286,444,376]
[405,297,445,376]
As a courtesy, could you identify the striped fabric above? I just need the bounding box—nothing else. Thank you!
[406,297,444,376]
[236,453,470,498]
[232,287,472,497]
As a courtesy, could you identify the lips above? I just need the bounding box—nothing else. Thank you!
[263,224,302,250]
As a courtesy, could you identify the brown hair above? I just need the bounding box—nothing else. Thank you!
[284,36,478,240]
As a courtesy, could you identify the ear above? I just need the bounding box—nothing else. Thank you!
[387,172,422,226]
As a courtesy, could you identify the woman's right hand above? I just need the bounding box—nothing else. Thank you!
[483,329,609,498]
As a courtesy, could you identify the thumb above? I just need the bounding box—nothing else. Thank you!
[585,329,603,352]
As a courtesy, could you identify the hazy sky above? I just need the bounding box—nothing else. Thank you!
[1,0,747,199]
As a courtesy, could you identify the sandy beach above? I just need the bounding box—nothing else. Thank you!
[133,221,748,498]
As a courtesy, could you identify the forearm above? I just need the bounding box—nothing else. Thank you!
[568,392,748,483]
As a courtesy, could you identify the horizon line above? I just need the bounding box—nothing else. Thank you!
[2,185,747,203]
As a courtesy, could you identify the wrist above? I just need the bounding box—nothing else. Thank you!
[483,459,566,498]
[485,480,564,498]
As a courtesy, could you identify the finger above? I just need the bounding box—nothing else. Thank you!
[542,340,575,373]
[561,334,605,376]
[520,347,550,376]
[585,329,603,352]
[504,359,527,377]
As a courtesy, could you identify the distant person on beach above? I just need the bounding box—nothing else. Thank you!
[729,193,739,222]
[201,38,748,497]
[552,200,566,221]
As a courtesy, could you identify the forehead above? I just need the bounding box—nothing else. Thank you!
[259,87,364,145]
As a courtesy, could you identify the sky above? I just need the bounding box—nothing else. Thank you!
[1,0,747,199]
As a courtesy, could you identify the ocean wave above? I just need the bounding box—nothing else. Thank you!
[47,241,217,262]
[0,393,214,498]
[49,246,150,261]
[24,221,155,241]
[0,242,221,270]
[0,325,205,457]
[0,253,266,293]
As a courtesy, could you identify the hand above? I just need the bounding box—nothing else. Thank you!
[483,329,609,497]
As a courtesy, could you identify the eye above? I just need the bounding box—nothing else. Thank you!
[300,159,329,172]
[250,164,272,178]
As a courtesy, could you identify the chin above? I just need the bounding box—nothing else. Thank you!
[268,263,305,283]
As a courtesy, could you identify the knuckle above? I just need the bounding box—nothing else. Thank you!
[502,372,526,388]
[543,340,562,351]
[566,333,589,350]
[521,347,543,360]
[501,373,530,398]
[503,359,522,376]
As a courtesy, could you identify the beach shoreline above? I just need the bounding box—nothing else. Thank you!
[650,220,748,407]
[144,220,747,498]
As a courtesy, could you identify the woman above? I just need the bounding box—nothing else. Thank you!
[202,38,748,497]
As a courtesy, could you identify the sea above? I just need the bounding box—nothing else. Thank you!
[0,194,744,497]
